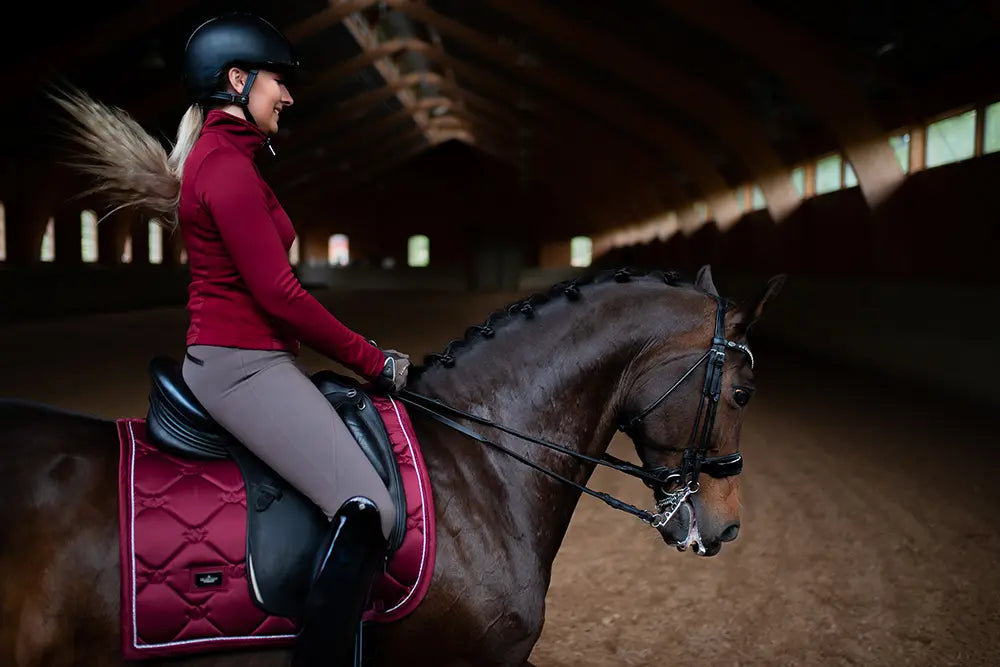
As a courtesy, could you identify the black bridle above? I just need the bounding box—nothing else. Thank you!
[397,296,751,528]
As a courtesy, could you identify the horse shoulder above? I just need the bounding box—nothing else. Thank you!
[376,524,548,666]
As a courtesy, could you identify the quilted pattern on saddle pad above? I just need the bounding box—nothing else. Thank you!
[116,395,436,660]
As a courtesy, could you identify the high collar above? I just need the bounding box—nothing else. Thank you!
[201,109,269,157]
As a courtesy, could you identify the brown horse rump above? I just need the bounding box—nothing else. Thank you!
[115,395,436,660]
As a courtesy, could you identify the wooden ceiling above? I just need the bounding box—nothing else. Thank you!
[3,0,998,235]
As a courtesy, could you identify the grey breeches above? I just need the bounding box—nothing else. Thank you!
[182,344,396,540]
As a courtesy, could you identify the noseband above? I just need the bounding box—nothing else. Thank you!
[398,296,752,529]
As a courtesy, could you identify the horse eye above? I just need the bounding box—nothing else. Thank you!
[734,388,752,407]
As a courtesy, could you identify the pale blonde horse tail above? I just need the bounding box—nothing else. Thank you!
[47,83,182,230]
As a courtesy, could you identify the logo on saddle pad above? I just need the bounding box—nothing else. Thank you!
[194,571,223,588]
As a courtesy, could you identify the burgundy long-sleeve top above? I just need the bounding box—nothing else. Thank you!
[177,110,385,380]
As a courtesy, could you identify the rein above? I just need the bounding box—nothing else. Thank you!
[397,296,750,529]
[398,390,664,524]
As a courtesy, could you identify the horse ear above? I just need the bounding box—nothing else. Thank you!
[732,273,786,335]
[695,264,719,296]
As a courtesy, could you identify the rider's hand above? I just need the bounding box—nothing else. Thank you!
[375,349,410,394]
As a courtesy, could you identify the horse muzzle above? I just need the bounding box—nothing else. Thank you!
[657,502,735,557]
[657,500,695,548]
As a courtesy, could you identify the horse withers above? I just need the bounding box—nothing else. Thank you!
[0,265,783,666]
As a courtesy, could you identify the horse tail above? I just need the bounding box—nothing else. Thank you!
[46,84,203,232]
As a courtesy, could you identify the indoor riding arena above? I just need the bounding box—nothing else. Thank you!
[1,2,998,666]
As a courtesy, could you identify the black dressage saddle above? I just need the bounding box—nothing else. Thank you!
[143,355,406,618]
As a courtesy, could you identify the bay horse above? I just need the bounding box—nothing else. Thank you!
[0,264,782,666]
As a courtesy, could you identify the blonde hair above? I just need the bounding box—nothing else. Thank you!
[48,84,205,232]
[169,104,204,184]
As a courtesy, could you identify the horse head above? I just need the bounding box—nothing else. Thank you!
[619,265,784,556]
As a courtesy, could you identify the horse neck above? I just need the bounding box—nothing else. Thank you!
[411,279,703,562]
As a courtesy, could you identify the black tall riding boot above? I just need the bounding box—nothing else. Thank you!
[292,497,387,667]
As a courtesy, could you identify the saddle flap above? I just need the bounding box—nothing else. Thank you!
[229,373,409,618]
[229,446,329,619]
[312,371,407,551]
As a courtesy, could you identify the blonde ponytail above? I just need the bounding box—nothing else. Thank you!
[48,85,205,232]
[168,104,204,184]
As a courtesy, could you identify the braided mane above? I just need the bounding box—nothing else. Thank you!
[410,266,693,378]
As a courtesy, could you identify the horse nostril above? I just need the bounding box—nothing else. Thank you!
[719,523,740,542]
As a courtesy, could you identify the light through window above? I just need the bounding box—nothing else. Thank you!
[570,236,592,267]
[328,234,349,266]
[148,220,163,264]
[815,154,843,194]
[926,109,976,168]
[81,210,98,262]
[983,102,1000,154]
[407,235,429,267]
[41,218,55,262]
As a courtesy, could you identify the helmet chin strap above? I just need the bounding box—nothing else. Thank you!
[236,69,259,125]
[205,69,276,155]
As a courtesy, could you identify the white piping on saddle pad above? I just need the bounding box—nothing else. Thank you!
[384,396,430,615]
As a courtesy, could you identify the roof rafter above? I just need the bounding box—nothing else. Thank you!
[661,0,904,208]
[270,95,461,184]
[281,123,427,195]
[293,38,415,105]
[344,74,687,218]
[340,12,435,145]
[284,0,381,42]
[410,42,692,208]
[486,0,801,223]
[386,0,741,224]
[285,131,432,204]
[464,127,674,230]
[264,106,420,183]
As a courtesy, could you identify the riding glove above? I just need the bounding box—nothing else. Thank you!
[375,349,410,394]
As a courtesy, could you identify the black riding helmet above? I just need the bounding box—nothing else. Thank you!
[183,12,299,129]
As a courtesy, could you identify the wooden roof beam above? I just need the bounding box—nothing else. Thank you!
[341,13,435,144]
[273,102,517,193]
[293,38,416,106]
[266,106,419,182]
[277,69,451,161]
[486,0,801,224]
[413,45,692,209]
[278,114,462,192]
[284,0,382,43]
[453,115,683,231]
[424,22,467,115]
[386,0,741,225]
[279,124,428,196]
[661,0,904,209]
[306,70,444,130]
